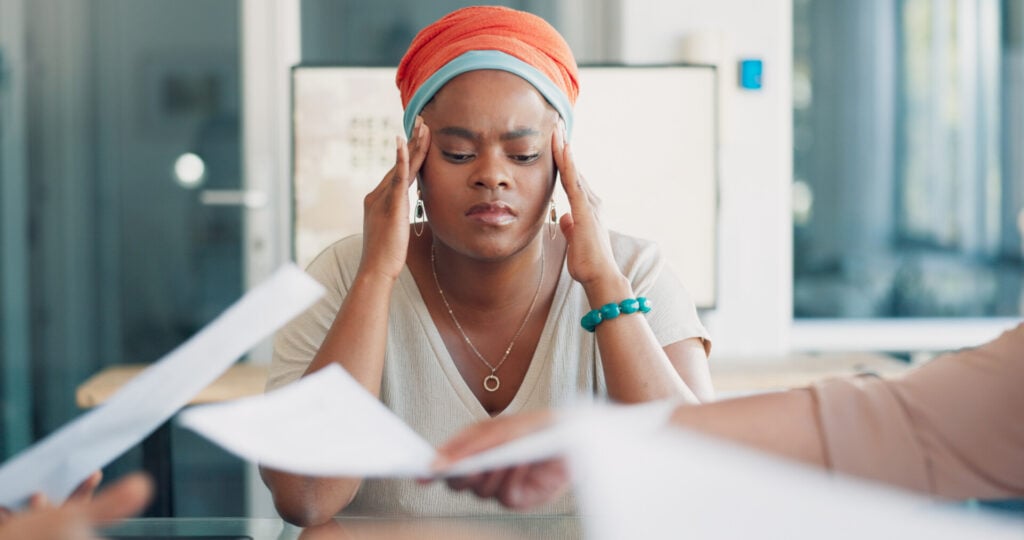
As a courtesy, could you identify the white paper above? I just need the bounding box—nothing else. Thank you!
[179,364,437,477]
[0,264,324,508]
[568,422,1024,540]
[179,364,678,478]
[443,399,677,477]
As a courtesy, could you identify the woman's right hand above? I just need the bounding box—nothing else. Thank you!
[358,116,431,281]
[430,410,571,510]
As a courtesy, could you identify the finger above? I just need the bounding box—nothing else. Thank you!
[407,116,431,182]
[386,136,411,212]
[363,164,400,216]
[85,473,153,525]
[559,212,575,239]
[497,464,532,509]
[445,472,484,493]
[433,421,507,469]
[69,470,103,502]
[394,134,409,180]
[435,411,554,469]
[28,492,50,510]
[551,122,587,212]
[0,506,12,525]
[471,470,508,500]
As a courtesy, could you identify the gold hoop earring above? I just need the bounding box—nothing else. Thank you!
[413,199,426,237]
[548,199,557,240]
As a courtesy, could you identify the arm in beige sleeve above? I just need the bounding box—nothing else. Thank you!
[815,324,1024,499]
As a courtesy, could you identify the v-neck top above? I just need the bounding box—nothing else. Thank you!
[267,232,710,517]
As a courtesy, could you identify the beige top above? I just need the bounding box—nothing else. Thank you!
[268,231,710,516]
[813,323,1024,499]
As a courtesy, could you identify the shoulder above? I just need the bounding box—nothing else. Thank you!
[303,233,364,287]
[608,230,664,277]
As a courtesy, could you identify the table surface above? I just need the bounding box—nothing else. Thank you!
[710,351,911,396]
[98,507,1024,540]
[77,352,912,409]
[76,363,269,408]
[103,516,585,540]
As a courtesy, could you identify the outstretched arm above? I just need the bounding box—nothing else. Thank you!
[431,390,823,509]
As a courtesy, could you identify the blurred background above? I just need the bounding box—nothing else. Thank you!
[0,0,1021,518]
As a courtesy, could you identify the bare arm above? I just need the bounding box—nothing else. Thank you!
[258,271,397,525]
[670,389,826,467]
[261,121,431,527]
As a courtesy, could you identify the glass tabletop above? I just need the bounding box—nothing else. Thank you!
[103,515,585,540]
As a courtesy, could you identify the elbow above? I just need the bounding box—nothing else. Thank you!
[260,466,358,527]
[272,488,357,527]
[274,499,338,528]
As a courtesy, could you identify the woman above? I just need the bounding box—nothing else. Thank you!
[261,6,712,525]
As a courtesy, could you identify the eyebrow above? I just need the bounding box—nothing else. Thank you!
[436,126,541,141]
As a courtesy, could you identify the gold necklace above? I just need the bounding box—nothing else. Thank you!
[430,243,545,393]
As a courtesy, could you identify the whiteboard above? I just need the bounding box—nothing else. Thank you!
[291,65,717,308]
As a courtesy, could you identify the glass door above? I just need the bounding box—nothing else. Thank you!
[2,0,247,517]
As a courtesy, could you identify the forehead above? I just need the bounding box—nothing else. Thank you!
[425,70,557,128]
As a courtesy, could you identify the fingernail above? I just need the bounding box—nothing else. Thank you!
[414,115,424,138]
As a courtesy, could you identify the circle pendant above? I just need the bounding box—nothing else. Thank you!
[483,374,500,392]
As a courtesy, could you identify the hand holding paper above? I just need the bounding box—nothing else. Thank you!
[0,264,324,509]
[179,363,677,479]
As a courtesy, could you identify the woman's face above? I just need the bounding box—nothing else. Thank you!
[419,69,560,261]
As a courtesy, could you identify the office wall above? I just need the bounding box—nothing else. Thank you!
[612,0,794,357]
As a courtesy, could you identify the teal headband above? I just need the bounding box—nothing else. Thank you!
[402,50,574,140]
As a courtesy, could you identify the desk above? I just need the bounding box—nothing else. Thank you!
[103,516,585,540]
[76,364,268,517]
[77,355,908,517]
[76,363,269,408]
[710,352,911,397]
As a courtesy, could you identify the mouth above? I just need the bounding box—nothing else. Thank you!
[465,201,517,226]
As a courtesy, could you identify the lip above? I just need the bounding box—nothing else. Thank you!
[465,201,517,225]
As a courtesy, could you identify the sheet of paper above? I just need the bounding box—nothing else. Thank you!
[0,264,324,508]
[179,364,437,477]
[443,399,677,477]
[568,422,1023,540]
[180,362,679,478]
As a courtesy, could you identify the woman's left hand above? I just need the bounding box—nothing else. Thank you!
[552,121,623,288]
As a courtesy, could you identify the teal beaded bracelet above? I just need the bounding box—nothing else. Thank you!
[581,297,652,332]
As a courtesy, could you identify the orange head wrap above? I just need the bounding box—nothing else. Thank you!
[396,6,579,137]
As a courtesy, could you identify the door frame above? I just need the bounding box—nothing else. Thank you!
[0,0,32,457]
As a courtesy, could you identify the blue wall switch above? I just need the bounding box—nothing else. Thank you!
[739,59,763,90]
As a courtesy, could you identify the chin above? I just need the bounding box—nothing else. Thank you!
[457,231,537,261]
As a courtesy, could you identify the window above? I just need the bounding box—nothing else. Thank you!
[793,0,1023,322]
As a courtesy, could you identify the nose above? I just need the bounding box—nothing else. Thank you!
[470,150,511,190]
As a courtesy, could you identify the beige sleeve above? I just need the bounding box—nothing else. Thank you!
[812,323,1024,500]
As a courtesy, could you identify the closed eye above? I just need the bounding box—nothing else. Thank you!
[511,153,541,164]
[442,151,474,163]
